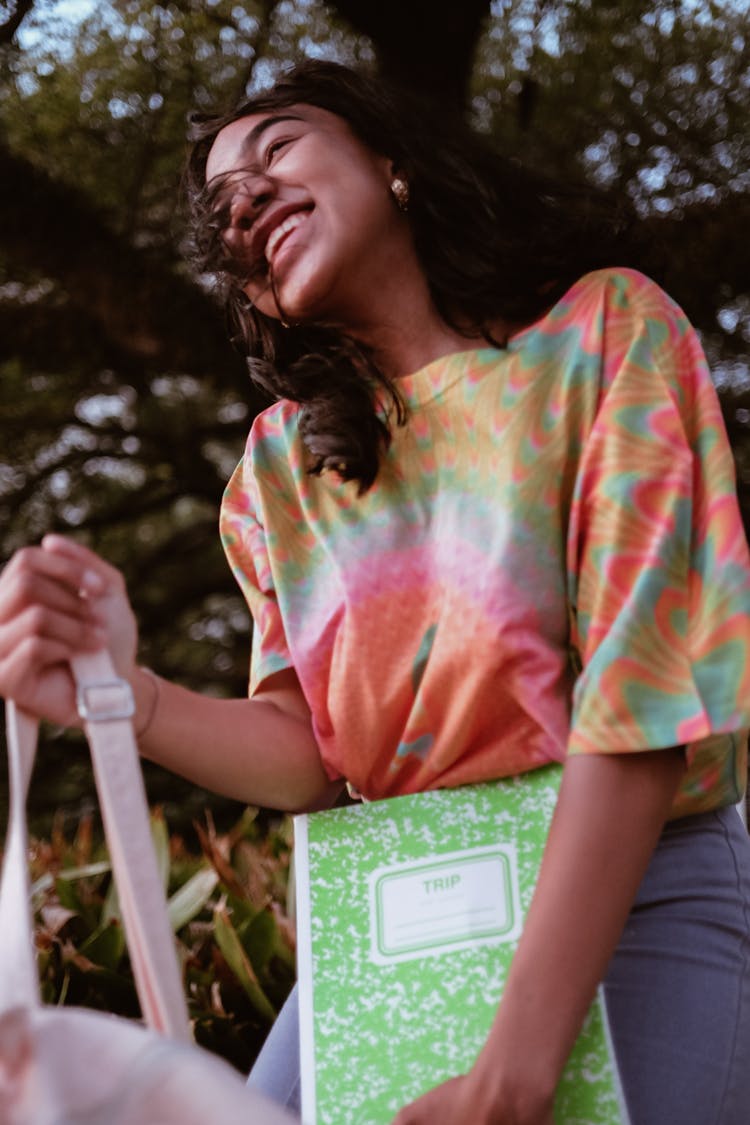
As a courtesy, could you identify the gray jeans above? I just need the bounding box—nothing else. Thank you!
[248,804,750,1124]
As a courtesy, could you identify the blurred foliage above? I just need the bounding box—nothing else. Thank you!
[472,1,750,383]
[31,804,296,1072]
[0,0,748,826]
[474,0,749,208]
[0,0,372,826]
[2,0,372,234]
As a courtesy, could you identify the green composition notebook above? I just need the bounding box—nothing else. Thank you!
[294,765,630,1125]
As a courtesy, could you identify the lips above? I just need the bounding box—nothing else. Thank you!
[266,211,311,265]
[251,203,313,268]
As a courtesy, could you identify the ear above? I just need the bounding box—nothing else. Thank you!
[370,153,396,189]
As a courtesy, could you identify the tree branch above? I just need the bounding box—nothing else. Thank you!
[0,0,35,46]
[0,140,244,385]
[330,0,491,110]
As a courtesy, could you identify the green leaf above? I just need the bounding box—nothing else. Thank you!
[167,866,219,932]
[213,904,276,1024]
[31,872,54,904]
[79,920,126,971]
[58,861,112,881]
[101,872,120,929]
[57,971,71,1007]
[150,809,171,890]
[54,876,85,915]
[224,890,258,929]
[240,909,276,974]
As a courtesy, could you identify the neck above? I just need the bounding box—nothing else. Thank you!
[364,318,480,380]
[306,231,521,375]
[337,262,480,379]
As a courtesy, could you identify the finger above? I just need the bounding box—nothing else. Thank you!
[0,568,103,629]
[30,572,105,622]
[1,544,105,602]
[0,636,77,712]
[391,1078,463,1124]
[0,603,106,660]
[0,634,76,678]
[0,558,104,639]
[41,535,124,591]
[391,1102,425,1125]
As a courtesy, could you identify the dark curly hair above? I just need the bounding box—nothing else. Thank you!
[184,60,639,492]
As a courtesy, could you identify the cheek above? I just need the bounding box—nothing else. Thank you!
[334,172,391,227]
[242,277,281,319]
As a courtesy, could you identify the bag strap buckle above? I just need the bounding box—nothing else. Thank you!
[76,677,135,723]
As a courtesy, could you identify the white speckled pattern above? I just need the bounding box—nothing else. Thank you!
[295,766,628,1124]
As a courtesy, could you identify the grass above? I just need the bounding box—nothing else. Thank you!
[29,804,296,1074]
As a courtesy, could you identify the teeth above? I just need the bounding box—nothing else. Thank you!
[266,211,309,263]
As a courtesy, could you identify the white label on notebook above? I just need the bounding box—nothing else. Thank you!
[368,845,521,965]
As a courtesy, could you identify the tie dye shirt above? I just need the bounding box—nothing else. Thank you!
[220,269,750,818]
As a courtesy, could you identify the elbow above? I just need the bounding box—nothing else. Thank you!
[282,777,345,815]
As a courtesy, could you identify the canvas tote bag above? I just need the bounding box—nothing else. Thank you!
[0,649,297,1124]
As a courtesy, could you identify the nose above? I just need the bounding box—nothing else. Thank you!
[223,174,275,251]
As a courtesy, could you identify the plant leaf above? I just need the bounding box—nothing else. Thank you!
[167,866,219,932]
[54,876,84,915]
[240,909,276,973]
[150,808,170,890]
[32,862,111,907]
[194,819,246,898]
[78,920,126,971]
[213,904,276,1024]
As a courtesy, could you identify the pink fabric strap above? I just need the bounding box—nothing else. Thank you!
[1,651,191,1042]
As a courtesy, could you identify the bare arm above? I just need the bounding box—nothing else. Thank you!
[0,535,341,813]
[394,747,685,1124]
[133,666,341,811]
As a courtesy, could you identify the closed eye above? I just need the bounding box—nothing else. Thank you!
[264,136,293,166]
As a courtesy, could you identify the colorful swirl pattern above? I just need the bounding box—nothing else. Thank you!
[220,269,750,817]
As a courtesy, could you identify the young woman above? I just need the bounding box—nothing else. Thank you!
[1,61,749,1124]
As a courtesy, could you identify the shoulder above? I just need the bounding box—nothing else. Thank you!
[247,398,299,447]
[242,398,305,472]
[510,269,693,387]
[527,269,699,382]
[557,271,716,439]
[223,399,302,518]
[554,268,690,332]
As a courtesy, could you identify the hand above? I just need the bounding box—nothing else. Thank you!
[0,535,138,726]
[391,1068,554,1125]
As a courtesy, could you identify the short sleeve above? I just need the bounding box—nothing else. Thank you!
[220,455,294,695]
[566,273,750,762]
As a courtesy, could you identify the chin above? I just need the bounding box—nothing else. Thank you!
[270,251,341,325]
[276,282,337,327]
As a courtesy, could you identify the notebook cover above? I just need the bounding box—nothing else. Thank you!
[295,765,628,1124]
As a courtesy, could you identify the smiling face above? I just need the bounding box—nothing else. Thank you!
[204,104,412,328]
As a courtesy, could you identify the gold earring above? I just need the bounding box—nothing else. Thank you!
[390,177,409,212]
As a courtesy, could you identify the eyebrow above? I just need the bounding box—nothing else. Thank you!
[239,113,305,157]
